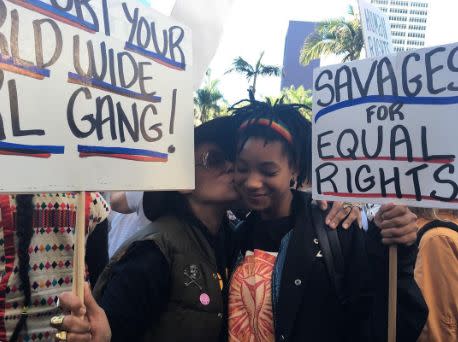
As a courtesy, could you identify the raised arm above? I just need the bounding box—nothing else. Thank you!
[110,192,134,214]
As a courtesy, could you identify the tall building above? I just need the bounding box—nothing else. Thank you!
[281,21,320,90]
[370,0,430,52]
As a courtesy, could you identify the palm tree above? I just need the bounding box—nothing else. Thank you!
[226,51,281,98]
[281,86,313,121]
[300,9,363,66]
[194,70,225,123]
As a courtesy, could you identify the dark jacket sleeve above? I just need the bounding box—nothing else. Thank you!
[337,221,427,342]
[365,222,428,342]
[98,240,170,342]
[338,223,374,341]
[86,220,109,286]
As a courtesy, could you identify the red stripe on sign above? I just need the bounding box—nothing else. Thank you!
[320,156,454,164]
[322,192,458,202]
[0,151,51,158]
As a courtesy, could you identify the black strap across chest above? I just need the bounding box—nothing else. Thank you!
[310,206,345,303]
[418,219,458,243]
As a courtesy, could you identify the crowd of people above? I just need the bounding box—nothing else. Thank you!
[0,98,456,342]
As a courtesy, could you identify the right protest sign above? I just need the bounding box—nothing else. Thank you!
[312,42,458,209]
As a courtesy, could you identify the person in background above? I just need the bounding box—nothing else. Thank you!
[85,213,110,286]
[109,192,145,217]
[0,192,109,342]
[411,207,458,342]
[106,192,151,258]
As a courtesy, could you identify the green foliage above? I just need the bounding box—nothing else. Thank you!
[194,70,226,123]
[300,13,363,66]
[226,51,281,97]
[281,86,313,121]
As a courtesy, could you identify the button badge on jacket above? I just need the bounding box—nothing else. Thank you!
[184,264,203,290]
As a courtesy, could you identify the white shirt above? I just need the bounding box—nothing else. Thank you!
[108,192,151,258]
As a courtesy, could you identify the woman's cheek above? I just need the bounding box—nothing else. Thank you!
[234,174,244,189]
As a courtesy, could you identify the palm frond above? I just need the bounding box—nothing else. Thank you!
[194,70,226,122]
[300,15,363,66]
[226,52,280,98]
[259,65,281,77]
[300,33,341,65]
[225,57,254,76]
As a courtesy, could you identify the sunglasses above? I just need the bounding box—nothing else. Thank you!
[196,150,229,171]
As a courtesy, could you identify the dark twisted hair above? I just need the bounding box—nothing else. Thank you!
[231,96,312,188]
[10,194,34,342]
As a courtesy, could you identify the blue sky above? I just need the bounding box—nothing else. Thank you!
[149,0,458,104]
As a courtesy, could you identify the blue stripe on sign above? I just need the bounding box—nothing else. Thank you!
[314,95,458,122]
[77,145,168,159]
[0,141,64,154]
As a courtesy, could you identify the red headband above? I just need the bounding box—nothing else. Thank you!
[238,118,293,144]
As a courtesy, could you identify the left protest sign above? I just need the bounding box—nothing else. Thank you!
[312,42,458,209]
[0,0,193,192]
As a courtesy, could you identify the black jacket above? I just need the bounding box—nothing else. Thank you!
[235,191,428,342]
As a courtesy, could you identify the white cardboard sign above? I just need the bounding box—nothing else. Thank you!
[0,0,194,192]
[358,0,393,58]
[312,42,458,209]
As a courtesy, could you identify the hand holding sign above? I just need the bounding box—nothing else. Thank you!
[374,203,417,245]
[55,283,111,342]
[372,202,418,342]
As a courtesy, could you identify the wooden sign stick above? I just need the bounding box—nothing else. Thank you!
[387,245,397,342]
[72,191,86,300]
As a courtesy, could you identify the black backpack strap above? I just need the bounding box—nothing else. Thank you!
[418,219,458,243]
[311,206,345,303]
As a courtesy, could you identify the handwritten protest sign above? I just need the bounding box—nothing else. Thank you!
[0,0,193,192]
[312,42,458,209]
[358,0,393,58]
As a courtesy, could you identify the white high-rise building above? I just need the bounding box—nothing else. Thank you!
[370,0,430,52]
